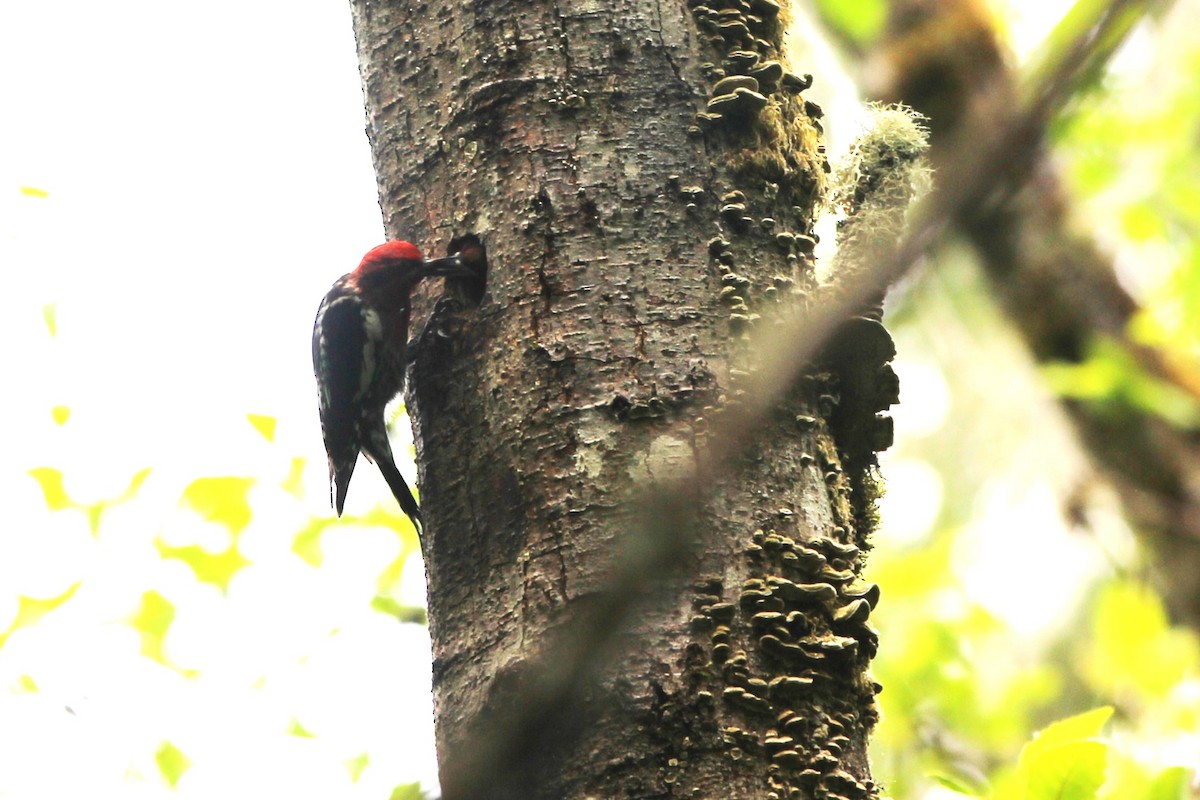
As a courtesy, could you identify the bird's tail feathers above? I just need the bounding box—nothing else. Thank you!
[361,426,423,533]
[330,454,356,517]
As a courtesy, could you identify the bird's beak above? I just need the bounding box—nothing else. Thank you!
[424,254,477,278]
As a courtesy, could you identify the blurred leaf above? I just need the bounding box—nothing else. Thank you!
[42,304,56,337]
[292,518,333,567]
[0,583,81,648]
[154,741,191,787]
[20,185,49,198]
[128,591,175,665]
[1144,766,1191,800]
[1042,339,1200,428]
[1016,708,1112,800]
[1022,707,1113,758]
[247,413,277,442]
[287,718,317,738]
[295,506,419,570]
[78,467,153,536]
[813,0,887,46]
[180,476,255,533]
[360,506,422,547]
[1120,203,1166,243]
[281,457,306,498]
[1057,42,1200,368]
[1023,740,1108,800]
[931,771,985,796]
[345,752,370,782]
[51,405,70,426]
[155,539,251,592]
[1083,582,1197,700]
[371,595,427,625]
[389,783,426,800]
[159,477,252,588]
[16,674,38,693]
[377,545,420,598]
[124,467,153,498]
[28,467,71,510]
[1103,752,1191,800]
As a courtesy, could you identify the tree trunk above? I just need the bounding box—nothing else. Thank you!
[350,1,887,797]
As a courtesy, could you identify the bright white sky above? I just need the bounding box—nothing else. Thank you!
[1,2,443,796]
[0,0,1094,797]
[1,0,384,486]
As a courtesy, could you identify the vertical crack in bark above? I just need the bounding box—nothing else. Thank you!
[634,319,647,360]
[550,0,574,79]
[650,0,686,87]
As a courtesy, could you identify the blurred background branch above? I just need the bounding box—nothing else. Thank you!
[805,0,1200,626]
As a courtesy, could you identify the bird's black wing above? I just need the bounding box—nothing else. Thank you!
[313,288,377,513]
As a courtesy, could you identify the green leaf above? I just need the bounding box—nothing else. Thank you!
[1120,203,1166,243]
[42,304,57,337]
[287,717,317,738]
[1084,582,1196,699]
[345,752,370,781]
[155,538,251,592]
[370,595,427,625]
[1024,740,1109,800]
[246,413,277,442]
[1022,707,1114,761]
[931,771,985,796]
[292,518,332,567]
[76,467,153,537]
[27,467,71,510]
[376,547,418,597]
[813,0,887,46]
[389,783,426,800]
[124,467,153,498]
[0,583,81,648]
[180,476,255,533]
[128,591,175,665]
[154,741,191,787]
[1042,339,1200,428]
[16,674,38,693]
[1016,709,1113,800]
[1144,766,1190,800]
[281,457,306,498]
[1103,751,1192,800]
[160,477,253,588]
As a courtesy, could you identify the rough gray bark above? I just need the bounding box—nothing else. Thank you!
[349,0,888,797]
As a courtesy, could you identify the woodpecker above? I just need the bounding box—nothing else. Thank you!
[312,240,473,530]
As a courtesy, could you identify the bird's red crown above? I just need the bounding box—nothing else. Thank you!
[355,241,424,276]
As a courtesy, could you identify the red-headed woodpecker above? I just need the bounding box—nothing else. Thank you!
[312,241,472,530]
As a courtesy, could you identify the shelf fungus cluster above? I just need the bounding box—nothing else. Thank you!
[686,0,814,136]
[685,533,882,798]
[674,0,828,349]
[706,212,811,341]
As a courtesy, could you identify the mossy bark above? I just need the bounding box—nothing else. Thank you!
[350,0,886,796]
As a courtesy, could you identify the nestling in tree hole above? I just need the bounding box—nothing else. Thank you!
[446,232,489,306]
